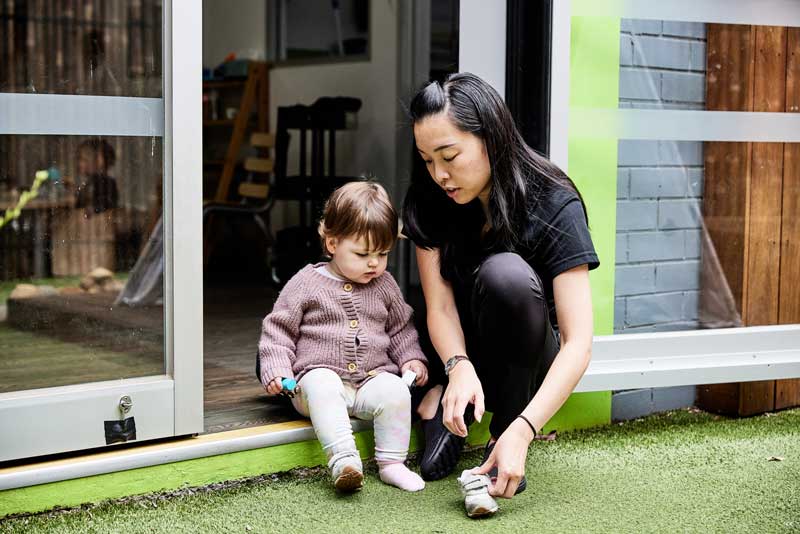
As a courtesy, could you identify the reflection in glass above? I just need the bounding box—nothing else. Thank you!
[0,0,164,393]
[615,19,799,337]
[0,0,162,97]
[616,137,798,333]
[277,0,369,62]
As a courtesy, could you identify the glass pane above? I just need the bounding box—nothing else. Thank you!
[0,0,162,97]
[615,17,800,335]
[281,0,369,62]
[0,135,164,392]
[615,139,799,334]
[0,0,164,394]
[620,18,798,115]
[619,19,707,111]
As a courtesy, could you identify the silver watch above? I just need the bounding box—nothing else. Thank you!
[444,355,469,375]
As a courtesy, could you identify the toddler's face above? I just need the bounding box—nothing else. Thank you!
[326,234,390,284]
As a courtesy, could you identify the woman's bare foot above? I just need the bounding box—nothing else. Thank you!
[417,385,443,420]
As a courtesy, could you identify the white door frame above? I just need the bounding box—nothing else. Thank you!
[0,0,203,462]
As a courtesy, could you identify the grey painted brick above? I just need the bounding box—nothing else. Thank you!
[617,200,658,231]
[616,233,628,263]
[690,42,707,72]
[659,141,703,166]
[661,72,705,103]
[612,388,654,421]
[633,36,692,70]
[662,21,706,39]
[626,293,684,325]
[683,291,700,321]
[628,230,685,262]
[688,169,704,197]
[619,139,660,166]
[616,264,656,296]
[620,35,633,66]
[685,229,701,258]
[619,68,660,101]
[659,199,702,229]
[617,169,630,199]
[621,19,662,35]
[627,101,706,111]
[615,298,626,330]
[619,321,700,333]
[656,260,701,291]
[630,168,689,198]
[653,386,696,411]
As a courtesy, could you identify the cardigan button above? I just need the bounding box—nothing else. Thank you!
[343,283,353,292]
[367,370,377,377]
[347,362,358,372]
[349,319,359,328]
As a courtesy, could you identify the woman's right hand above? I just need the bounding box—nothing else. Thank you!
[265,377,285,396]
[442,360,485,437]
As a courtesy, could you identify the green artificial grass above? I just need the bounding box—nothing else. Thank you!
[2,408,798,533]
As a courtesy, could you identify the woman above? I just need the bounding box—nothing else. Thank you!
[403,72,599,500]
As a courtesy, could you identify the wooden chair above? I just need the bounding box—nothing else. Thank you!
[202,132,277,274]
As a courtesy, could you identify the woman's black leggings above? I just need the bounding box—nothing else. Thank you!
[415,252,560,438]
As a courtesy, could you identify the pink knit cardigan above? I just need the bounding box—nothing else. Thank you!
[258,264,427,387]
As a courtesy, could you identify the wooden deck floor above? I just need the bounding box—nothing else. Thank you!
[0,286,297,434]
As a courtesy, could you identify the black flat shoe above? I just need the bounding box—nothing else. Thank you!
[481,440,527,495]
[418,391,474,481]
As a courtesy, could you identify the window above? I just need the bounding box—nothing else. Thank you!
[269,0,369,64]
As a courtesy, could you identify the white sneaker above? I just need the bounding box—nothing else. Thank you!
[457,469,499,518]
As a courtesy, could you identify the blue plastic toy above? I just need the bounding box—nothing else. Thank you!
[281,378,299,398]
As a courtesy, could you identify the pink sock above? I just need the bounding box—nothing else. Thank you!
[378,462,425,492]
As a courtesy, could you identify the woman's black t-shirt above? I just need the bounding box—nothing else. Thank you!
[450,180,600,331]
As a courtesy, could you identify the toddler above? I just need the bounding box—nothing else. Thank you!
[258,181,429,492]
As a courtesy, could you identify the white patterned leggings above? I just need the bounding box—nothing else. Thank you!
[291,368,411,469]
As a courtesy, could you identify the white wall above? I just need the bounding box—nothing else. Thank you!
[202,0,267,67]
[269,0,401,226]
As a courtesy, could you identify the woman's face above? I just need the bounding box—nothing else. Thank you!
[414,112,491,206]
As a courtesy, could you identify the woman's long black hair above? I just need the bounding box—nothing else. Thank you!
[402,72,588,283]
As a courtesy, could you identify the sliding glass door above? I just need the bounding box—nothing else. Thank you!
[0,0,202,462]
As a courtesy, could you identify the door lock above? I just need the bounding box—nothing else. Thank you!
[119,395,133,415]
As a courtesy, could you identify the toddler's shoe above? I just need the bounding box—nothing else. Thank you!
[457,469,499,518]
[332,457,364,492]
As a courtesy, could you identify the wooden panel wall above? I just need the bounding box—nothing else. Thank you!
[777,28,800,409]
[700,24,800,416]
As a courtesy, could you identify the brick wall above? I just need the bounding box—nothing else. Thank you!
[613,19,707,420]
[615,19,706,334]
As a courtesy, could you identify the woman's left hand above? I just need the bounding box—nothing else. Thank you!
[473,417,535,498]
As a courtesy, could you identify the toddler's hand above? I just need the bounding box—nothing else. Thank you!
[401,360,428,387]
[265,376,286,396]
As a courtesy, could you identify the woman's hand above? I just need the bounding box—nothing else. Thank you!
[401,360,429,386]
[473,417,535,498]
[264,377,285,396]
[442,361,485,437]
